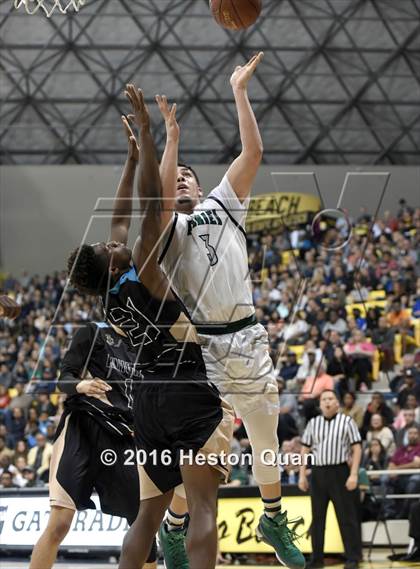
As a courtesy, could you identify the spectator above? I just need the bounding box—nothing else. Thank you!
[280,440,299,485]
[282,312,309,343]
[384,426,420,519]
[13,456,29,488]
[0,470,18,489]
[45,421,57,444]
[297,346,322,380]
[322,310,348,338]
[396,368,420,409]
[25,412,40,448]
[365,307,380,333]
[0,424,13,449]
[13,439,28,461]
[395,408,420,447]
[389,354,417,392]
[371,316,395,371]
[8,381,32,413]
[27,432,53,482]
[22,465,44,488]
[30,392,57,417]
[6,407,26,447]
[344,330,376,390]
[323,330,343,363]
[362,438,389,485]
[386,298,411,330]
[0,364,13,389]
[361,392,394,437]
[278,351,299,382]
[299,363,334,423]
[277,378,299,445]
[0,384,11,413]
[366,414,395,455]
[341,392,364,430]
[38,411,52,436]
[326,346,352,399]
[0,435,14,462]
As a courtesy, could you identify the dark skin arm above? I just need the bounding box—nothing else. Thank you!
[124,84,174,301]
[109,116,139,245]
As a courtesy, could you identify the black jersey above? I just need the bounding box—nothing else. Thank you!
[58,321,142,435]
[101,266,205,379]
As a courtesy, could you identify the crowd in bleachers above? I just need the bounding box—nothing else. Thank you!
[0,202,419,518]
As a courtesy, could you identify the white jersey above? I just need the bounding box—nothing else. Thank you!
[160,175,254,325]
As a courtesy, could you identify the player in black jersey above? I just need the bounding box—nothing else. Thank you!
[66,85,233,569]
[67,93,191,567]
[29,321,157,569]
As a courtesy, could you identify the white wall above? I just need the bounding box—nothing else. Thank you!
[1,165,419,275]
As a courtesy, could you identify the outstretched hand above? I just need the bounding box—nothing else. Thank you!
[230,51,264,92]
[156,95,180,142]
[121,115,139,162]
[125,84,150,131]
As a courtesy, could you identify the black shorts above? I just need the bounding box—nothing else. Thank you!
[134,379,234,499]
[50,411,156,562]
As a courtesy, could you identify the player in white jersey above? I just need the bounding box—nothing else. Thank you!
[156,53,305,569]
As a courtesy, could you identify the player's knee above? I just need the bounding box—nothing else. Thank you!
[47,518,72,543]
[251,443,280,485]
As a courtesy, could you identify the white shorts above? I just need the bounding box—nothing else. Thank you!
[198,323,279,418]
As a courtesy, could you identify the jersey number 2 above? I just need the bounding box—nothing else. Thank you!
[199,234,218,266]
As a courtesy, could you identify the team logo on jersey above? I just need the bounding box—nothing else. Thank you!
[109,297,161,348]
[187,209,223,235]
[105,334,115,346]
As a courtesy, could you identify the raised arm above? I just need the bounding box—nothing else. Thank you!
[125,84,172,300]
[109,116,139,244]
[226,52,264,203]
[156,95,179,232]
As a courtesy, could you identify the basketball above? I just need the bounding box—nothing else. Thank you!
[210,0,262,30]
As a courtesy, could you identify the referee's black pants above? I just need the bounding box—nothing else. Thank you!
[409,500,420,544]
[310,463,362,563]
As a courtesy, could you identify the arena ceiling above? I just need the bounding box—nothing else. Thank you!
[1,0,420,165]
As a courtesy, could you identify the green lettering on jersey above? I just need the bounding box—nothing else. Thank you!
[187,209,223,235]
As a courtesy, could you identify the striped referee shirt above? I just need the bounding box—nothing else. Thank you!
[301,412,362,466]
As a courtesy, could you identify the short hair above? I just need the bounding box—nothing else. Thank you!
[67,244,109,296]
[320,389,338,400]
[344,391,356,401]
[178,163,201,187]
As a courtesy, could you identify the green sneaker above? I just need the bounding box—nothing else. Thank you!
[256,511,306,569]
[158,522,189,569]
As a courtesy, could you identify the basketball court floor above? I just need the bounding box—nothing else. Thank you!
[0,550,415,568]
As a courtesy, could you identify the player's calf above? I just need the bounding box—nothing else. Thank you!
[181,463,220,569]
[30,506,74,569]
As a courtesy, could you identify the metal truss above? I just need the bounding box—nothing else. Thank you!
[0,0,419,165]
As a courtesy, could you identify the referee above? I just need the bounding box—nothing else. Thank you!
[298,390,362,569]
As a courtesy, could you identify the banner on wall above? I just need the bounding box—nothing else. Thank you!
[217,495,343,554]
[246,192,321,233]
[0,492,343,554]
[0,494,129,549]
